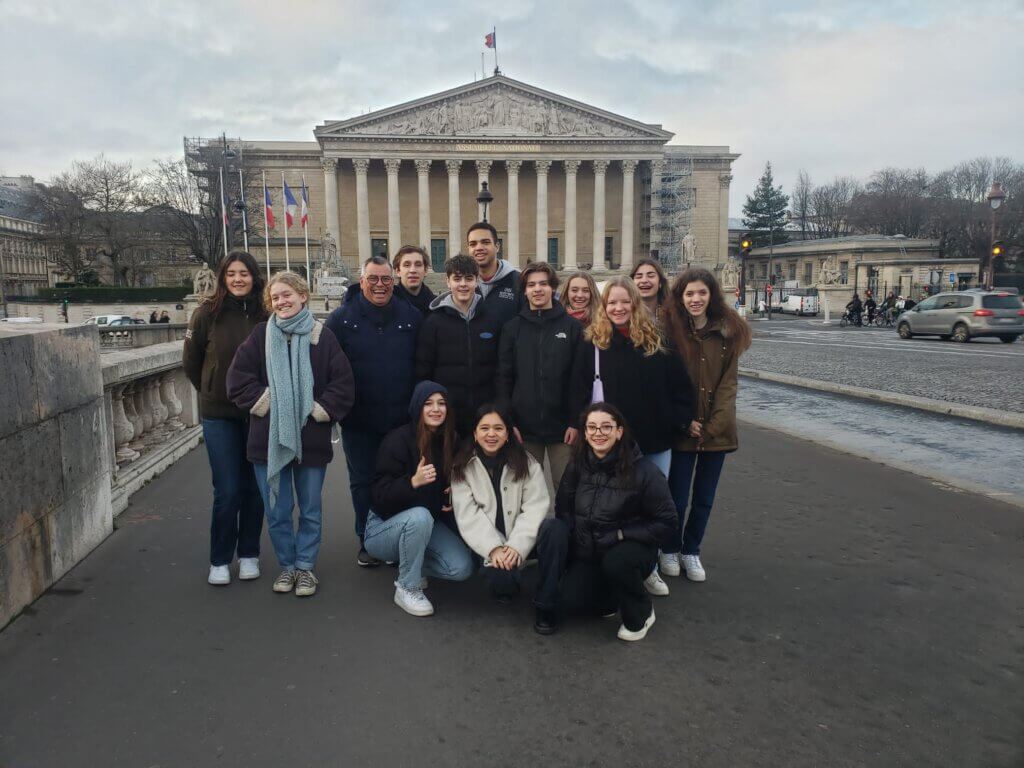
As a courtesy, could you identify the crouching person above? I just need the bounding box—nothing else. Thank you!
[368,381,474,617]
[450,405,554,605]
[227,271,354,598]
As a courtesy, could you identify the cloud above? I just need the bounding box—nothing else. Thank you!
[1,0,1021,217]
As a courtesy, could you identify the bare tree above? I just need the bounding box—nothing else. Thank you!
[810,176,860,239]
[791,169,813,239]
[30,181,98,283]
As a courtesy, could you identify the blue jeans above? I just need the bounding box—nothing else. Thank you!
[643,449,671,479]
[363,508,474,590]
[253,462,327,571]
[666,450,726,555]
[341,428,384,541]
[202,418,263,566]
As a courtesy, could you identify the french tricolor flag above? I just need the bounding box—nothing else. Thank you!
[484,30,495,49]
[283,180,298,228]
[300,179,310,227]
[263,182,275,229]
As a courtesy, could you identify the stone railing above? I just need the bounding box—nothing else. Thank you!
[99,323,188,350]
[102,341,202,514]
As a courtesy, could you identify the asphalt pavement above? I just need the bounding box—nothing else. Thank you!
[744,317,1024,414]
[1,424,1022,768]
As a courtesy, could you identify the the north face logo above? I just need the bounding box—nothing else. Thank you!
[555,332,567,339]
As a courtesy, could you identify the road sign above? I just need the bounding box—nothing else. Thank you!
[949,273,957,284]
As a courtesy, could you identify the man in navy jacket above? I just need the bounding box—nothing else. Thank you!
[326,256,422,566]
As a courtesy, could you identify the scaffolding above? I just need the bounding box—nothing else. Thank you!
[652,154,695,271]
[183,135,246,192]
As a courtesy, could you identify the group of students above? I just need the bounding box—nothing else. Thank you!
[183,222,751,641]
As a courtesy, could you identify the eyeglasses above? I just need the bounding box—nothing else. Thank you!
[584,423,617,436]
[364,275,394,286]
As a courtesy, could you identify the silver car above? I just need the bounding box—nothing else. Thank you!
[897,290,1023,343]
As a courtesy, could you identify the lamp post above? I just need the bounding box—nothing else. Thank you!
[985,181,1006,289]
[476,181,494,223]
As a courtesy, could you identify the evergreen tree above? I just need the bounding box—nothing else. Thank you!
[743,162,790,247]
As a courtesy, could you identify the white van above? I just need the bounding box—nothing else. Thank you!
[779,288,819,316]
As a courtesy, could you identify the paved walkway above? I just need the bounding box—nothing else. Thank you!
[1,424,1021,767]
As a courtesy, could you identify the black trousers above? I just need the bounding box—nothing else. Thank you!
[482,518,569,610]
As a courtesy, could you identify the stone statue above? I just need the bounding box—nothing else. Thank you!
[193,265,215,296]
[681,232,697,265]
[819,254,841,285]
[320,232,339,270]
[720,259,740,288]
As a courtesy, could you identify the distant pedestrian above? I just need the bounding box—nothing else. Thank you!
[149,311,159,324]
[661,267,752,583]
[368,381,474,617]
[631,258,669,327]
[864,292,877,325]
[534,402,676,640]
[183,250,267,586]
[393,245,436,315]
[559,271,601,328]
[227,271,355,598]
[846,293,863,326]
[325,256,422,567]
[158,311,171,324]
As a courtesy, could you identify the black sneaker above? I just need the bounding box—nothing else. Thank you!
[357,548,381,567]
[534,608,558,635]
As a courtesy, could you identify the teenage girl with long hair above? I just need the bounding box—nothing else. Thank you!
[559,270,602,328]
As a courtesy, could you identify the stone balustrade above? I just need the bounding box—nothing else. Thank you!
[99,323,188,350]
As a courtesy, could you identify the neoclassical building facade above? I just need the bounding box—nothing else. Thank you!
[235,75,738,275]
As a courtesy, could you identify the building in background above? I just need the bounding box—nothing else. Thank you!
[0,176,51,296]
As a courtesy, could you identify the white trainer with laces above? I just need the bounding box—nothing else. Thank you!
[238,558,260,580]
[617,609,656,642]
[208,565,230,585]
[394,582,434,616]
[658,552,680,577]
[681,554,706,582]
[644,569,670,596]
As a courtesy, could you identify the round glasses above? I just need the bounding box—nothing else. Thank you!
[584,423,617,436]
[364,275,394,286]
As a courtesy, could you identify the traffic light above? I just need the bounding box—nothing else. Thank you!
[992,241,1004,259]
[740,233,753,253]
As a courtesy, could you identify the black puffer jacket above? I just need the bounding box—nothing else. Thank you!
[415,294,502,433]
[497,302,583,443]
[555,444,676,561]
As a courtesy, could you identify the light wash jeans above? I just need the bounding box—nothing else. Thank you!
[363,508,474,590]
[253,462,327,572]
[643,449,672,479]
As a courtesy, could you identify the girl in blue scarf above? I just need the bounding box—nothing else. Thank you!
[228,272,355,597]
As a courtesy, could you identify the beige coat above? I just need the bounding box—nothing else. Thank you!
[451,455,550,565]
[674,320,740,453]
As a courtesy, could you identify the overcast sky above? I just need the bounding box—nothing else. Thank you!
[2,0,1022,214]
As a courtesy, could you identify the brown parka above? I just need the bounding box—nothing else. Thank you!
[673,319,740,453]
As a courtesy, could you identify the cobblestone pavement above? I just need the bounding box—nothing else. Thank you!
[744,318,1024,413]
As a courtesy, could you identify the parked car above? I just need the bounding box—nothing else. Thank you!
[83,315,145,326]
[896,290,1024,343]
[778,288,819,316]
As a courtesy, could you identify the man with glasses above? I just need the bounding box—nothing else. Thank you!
[326,256,422,566]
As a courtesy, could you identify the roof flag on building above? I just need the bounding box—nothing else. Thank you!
[484,30,495,48]
[283,180,298,228]
[300,178,310,227]
[263,178,275,230]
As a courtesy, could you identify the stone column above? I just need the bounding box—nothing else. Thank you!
[591,160,610,272]
[475,160,492,221]
[649,158,665,259]
[415,160,432,250]
[719,173,733,268]
[535,160,552,265]
[384,158,402,258]
[563,160,581,270]
[353,158,371,263]
[446,160,462,258]
[321,157,340,245]
[505,160,522,267]
[620,160,638,271]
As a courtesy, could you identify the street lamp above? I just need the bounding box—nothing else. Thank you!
[985,181,1006,289]
[476,181,494,223]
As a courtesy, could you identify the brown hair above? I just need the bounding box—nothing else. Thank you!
[392,245,429,271]
[664,267,752,368]
[572,402,636,484]
[263,270,310,312]
[417,391,456,479]
[559,271,601,326]
[519,261,560,294]
[586,276,663,356]
[450,404,530,483]
[204,250,267,320]
[630,258,669,306]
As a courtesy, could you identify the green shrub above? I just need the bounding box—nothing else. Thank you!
[36,287,190,302]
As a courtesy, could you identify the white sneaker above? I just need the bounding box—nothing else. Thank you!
[682,554,706,582]
[208,565,230,585]
[617,609,656,642]
[238,558,260,580]
[658,552,680,577]
[644,569,670,596]
[394,581,434,617]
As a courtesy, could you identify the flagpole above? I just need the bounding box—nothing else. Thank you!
[237,168,249,252]
[302,173,310,282]
[493,27,498,73]
[281,172,290,271]
[219,167,229,259]
[262,171,271,277]
[481,51,484,80]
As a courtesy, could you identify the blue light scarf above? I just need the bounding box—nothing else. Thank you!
[265,307,315,505]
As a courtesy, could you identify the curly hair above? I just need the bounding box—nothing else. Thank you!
[663,267,752,368]
[262,270,309,313]
[586,276,663,356]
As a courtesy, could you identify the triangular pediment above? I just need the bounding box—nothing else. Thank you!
[315,76,673,142]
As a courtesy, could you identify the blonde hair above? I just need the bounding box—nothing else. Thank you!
[586,276,663,356]
[263,270,310,312]
[559,271,602,326]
